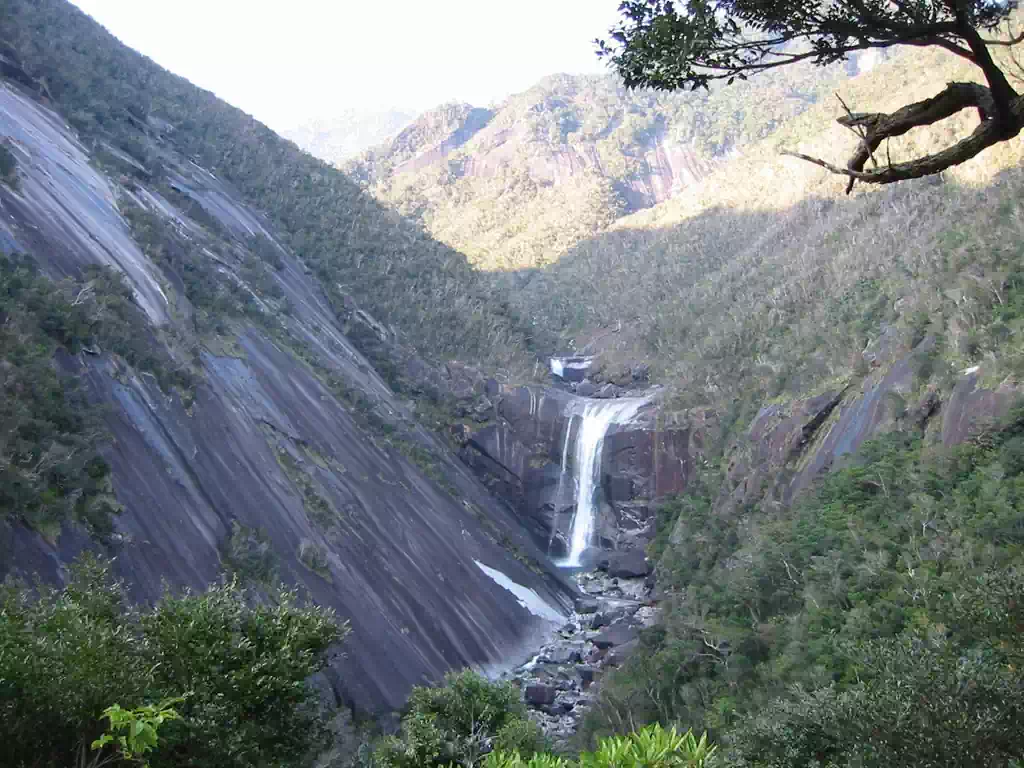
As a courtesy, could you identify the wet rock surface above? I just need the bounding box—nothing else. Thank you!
[504,570,656,746]
[462,383,698,558]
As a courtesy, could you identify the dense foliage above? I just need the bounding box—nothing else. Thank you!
[374,671,545,768]
[347,66,853,272]
[584,407,1024,766]
[0,555,345,768]
[486,724,716,768]
[0,253,191,534]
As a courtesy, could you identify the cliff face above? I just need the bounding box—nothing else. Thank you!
[0,71,573,713]
[461,344,1016,568]
[348,78,717,212]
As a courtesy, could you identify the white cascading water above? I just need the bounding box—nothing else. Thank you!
[560,398,649,567]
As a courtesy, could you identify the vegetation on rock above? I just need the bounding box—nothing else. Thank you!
[346,67,856,271]
[0,253,190,534]
[582,406,1024,766]
[0,555,345,768]
[1,0,536,373]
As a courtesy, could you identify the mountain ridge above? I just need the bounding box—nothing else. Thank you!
[337,58,886,271]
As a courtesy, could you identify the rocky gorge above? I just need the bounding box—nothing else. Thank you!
[4,3,1024,760]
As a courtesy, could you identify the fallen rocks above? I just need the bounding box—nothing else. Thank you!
[507,569,652,748]
[593,623,639,649]
[601,550,650,578]
[524,683,557,707]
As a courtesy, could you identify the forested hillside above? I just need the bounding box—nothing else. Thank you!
[342,60,880,270]
[510,37,1024,428]
[0,0,575,741]
[503,11,1024,765]
[3,0,1024,765]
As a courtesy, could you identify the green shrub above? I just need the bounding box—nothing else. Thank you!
[0,554,346,768]
[0,140,17,186]
[486,725,716,768]
[374,670,543,768]
[729,573,1024,767]
[91,697,184,767]
[0,253,193,533]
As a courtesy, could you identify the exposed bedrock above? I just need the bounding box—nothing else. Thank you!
[465,338,1023,566]
[461,384,703,557]
[0,80,576,715]
[718,339,1022,518]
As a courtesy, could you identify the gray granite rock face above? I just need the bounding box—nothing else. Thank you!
[464,385,697,557]
[0,81,575,714]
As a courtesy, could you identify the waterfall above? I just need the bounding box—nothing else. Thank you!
[560,398,649,567]
[560,414,575,472]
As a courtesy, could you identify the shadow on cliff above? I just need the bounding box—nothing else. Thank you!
[486,163,1024,527]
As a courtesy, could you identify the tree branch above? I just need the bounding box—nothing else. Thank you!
[980,30,1024,47]
[783,81,1024,192]
[951,0,1018,122]
[784,96,1022,190]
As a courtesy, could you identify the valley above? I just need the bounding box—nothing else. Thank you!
[2,1,1024,767]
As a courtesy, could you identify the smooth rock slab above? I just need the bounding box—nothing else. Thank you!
[601,550,651,578]
[593,623,639,649]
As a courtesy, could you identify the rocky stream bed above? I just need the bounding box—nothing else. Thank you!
[503,559,657,747]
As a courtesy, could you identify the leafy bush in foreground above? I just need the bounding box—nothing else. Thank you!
[374,670,544,768]
[485,724,716,768]
[0,555,346,768]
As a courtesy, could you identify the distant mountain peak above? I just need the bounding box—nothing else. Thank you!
[281,108,415,165]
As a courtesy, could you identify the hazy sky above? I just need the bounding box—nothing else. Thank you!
[70,1,623,132]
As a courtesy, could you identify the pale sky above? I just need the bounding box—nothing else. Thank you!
[70,1,623,132]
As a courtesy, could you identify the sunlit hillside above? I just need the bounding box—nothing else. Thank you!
[345,61,874,270]
[504,33,1024,430]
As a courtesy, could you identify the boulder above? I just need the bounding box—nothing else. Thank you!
[602,550,650,578]
[576,381,596,397]
[549,356,593,383]
[595,383,621,399]
[575,597,600,614]
[539,645,582,664]
[576,665,597,687]
[590,604,638,630]
[524,683,557,707]
[606,638,641,666]
[592,623,639,649]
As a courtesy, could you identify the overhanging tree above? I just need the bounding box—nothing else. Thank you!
[598,0,1024,191]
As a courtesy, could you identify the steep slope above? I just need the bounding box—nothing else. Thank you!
[509,37,1024,426]
[0,0,574,714]
[281,108,415,165]
[343,61,880,270]
[442,30,1024,750]
[0,0,536,377]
